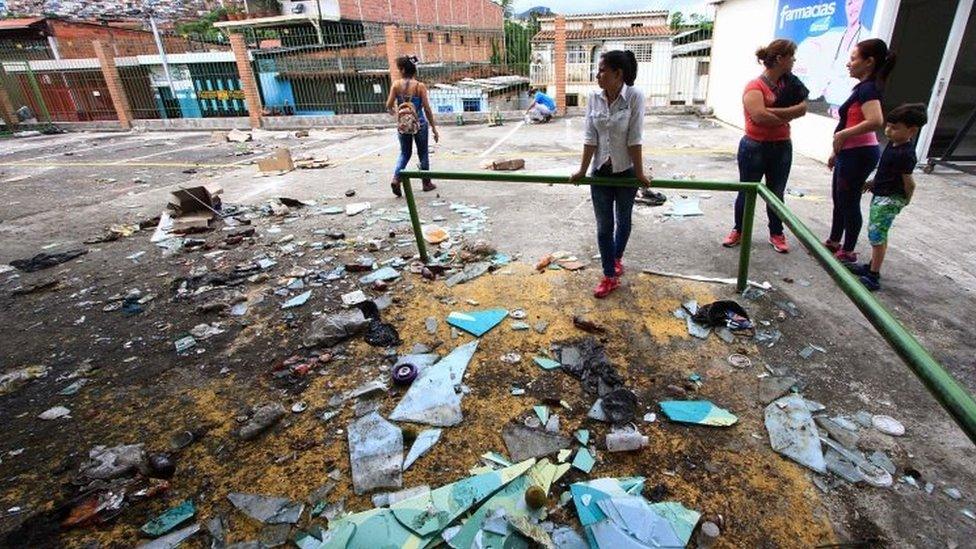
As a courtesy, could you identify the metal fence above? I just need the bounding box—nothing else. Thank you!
[246,21,389,115]
[0,20,710,125]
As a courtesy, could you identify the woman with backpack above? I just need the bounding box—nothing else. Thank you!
[386,56,439,197]
[569,50,651,299]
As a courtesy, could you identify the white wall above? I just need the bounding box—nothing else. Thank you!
[708,0,900,163]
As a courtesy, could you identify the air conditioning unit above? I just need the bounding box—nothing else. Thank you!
[279,0,340,19]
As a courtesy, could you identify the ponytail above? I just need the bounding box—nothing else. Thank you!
[856,39,896,86]
[601,50,638,86]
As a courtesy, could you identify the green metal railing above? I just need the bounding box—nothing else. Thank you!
[399,170,976,445]
[756,184,976,445]
[400,170,759,291]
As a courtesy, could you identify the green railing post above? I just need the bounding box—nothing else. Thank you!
[401,176,429,264]
[737,186,757,292]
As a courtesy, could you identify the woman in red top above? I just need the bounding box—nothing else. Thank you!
[722,39,807,253]
[825,39,895,263]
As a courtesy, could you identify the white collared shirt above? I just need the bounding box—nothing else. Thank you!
[583,84,646,174]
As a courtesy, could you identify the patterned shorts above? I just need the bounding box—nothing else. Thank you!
[867,195,908,245]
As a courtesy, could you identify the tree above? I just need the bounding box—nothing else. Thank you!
[669,12,685,30]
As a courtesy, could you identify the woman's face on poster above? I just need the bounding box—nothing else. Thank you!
[846,0,864,27]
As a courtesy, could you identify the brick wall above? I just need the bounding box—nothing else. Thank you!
[337,0,502,28]
[49,20,229,59]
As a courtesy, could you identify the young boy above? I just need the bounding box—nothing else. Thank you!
[849,103,928,291]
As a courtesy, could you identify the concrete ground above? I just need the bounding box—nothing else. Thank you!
[0,115,974,547]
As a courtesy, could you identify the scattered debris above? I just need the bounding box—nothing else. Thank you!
[257,149,295,173]
[572,316,606,334]
[348,411,403,494]
[79,444,147,480]
[227,493,304,524]
[764,395,826,473]
[759,376,797,404]
[403,429,442,471]
[570,477,700,547]
[872,415,905,436]
[660,400,738,427]
[642,269,772,290]
[237,403,286,440]
[665,198,704,217]
[303,310,370,347]
[390,340,479,426]
[346,202,371,216]
[534,356,561,370]
[141,500,196,537]
[728,353,752,369]
[38,406,71,420]
[138,523,201,548]
[446,309,507,337]
[0,365,49,396]
[556,337,623,395]
[490,158,525,171]
[799,344,826,359]
[10,248,87,272]
[281,290,313,309]
[606,426,649,452]
[502,424,572,462]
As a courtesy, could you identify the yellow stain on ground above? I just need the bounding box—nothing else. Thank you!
[58,263,834,548]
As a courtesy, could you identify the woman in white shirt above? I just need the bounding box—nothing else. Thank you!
[570,50,651,298]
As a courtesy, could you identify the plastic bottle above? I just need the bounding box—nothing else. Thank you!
[605,427,649,452]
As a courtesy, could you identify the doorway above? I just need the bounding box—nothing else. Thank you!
[887,0,974,161]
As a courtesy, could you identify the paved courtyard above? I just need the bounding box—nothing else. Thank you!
[0,115,974,547]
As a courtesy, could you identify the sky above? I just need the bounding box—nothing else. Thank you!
[508,0,713,17]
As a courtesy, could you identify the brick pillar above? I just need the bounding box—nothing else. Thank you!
[229,33,263,129]
[384,25,402,80]
[93,40,133,129]
[554,16,566,115]
[0,65,18,129]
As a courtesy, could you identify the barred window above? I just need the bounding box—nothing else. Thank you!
[627,43,654,62]
[566,45,587,64]
[404,31,413,43]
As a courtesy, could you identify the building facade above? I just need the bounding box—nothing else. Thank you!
[708,0,974,166]
[528,10,707,108]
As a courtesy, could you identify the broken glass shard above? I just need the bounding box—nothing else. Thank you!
[227,493,304,524]
[347,411,403,495]
[446,309,508,337]
[764,394,826,474]
[390,340,479,426]
[403,429,442,471]
[660,400,738,426]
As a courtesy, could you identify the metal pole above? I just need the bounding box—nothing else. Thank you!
[757,184,976,445]
[149,14,177,92]
[737,188,756,292]
[402,176,429,263]
[22,60,51,124]
[398,170,755,192]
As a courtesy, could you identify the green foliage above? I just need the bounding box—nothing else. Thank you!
[176,7,227,42]
[669,11,685,30]
[502,18,538,69]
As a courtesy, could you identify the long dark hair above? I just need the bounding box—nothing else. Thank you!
[601,50,638,86]
[856,39,896,86]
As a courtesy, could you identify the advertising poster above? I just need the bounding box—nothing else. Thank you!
[774,0,881,117]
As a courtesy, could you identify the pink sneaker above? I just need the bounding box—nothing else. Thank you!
[769,234,789,254]
[824,240,841,253]
[722,230,742,248]
[594,276,620,298]
[614,259,624,277]
[834,249,858,263]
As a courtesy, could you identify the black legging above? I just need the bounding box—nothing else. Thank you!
[829,145,880,252]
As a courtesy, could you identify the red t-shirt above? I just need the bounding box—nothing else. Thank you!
[743,78,790,142]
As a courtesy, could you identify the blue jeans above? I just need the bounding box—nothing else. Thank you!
[734,137,792,235]
[830,145,881,252]
[590,166,638,277]
[393,122,429,179]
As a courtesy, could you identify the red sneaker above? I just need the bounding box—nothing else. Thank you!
[835,249,858,263]
[824,240,841,253]
[593,276,620,298]
[614,259,624,277]
[722,230,742,248]
[769,234,789,253]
